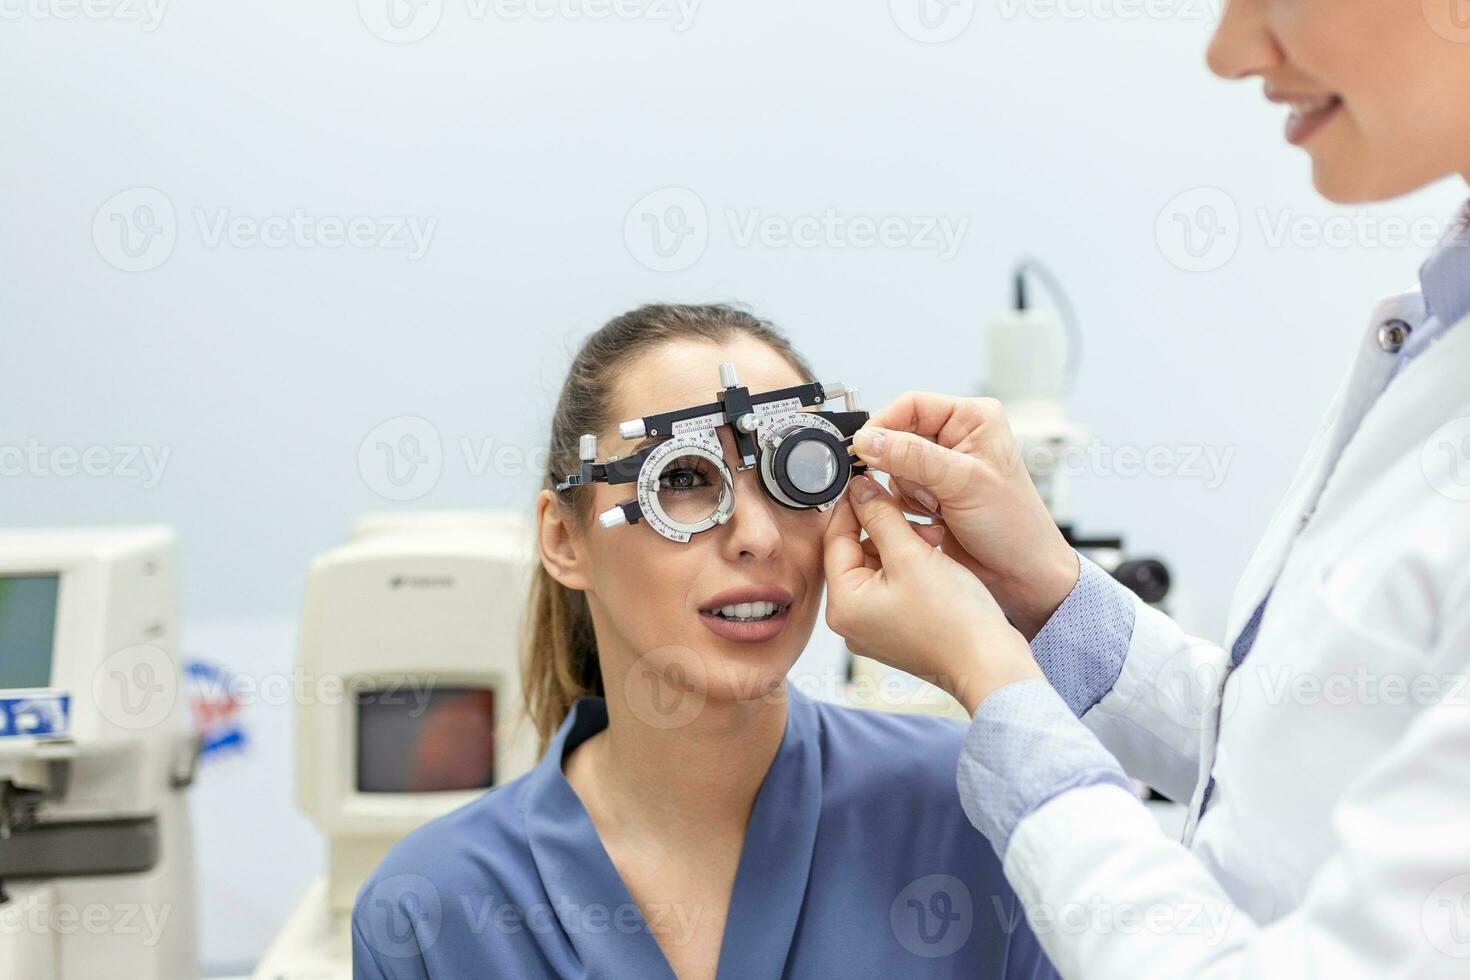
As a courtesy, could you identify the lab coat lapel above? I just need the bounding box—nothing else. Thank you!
[1220,289,1425,650]
[1312,303,1470,516]
[522,699,679,980]
[715,687,822,979]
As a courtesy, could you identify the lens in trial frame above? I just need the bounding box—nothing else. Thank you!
[784,439,839,495]
[654,453,726,524]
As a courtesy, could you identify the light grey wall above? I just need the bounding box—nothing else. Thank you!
[5,0,1464,640]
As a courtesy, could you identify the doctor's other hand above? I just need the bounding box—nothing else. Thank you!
[824,473,1042,716]
[852,392,1079,639]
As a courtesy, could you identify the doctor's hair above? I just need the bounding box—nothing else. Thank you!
[524,302,818,754]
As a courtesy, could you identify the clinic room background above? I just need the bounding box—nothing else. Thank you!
[4,0,1466,975]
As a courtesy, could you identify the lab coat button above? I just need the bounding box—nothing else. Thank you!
[1377,319,1411,352]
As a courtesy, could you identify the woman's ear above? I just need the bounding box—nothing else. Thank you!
[536,489,593,591]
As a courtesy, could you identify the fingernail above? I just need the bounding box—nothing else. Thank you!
[913,487,939,512]
[854,427,886,457]
[848,474,876,503]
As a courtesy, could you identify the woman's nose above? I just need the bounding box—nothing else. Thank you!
[1206,0,1281,81]
[718,474,784,561]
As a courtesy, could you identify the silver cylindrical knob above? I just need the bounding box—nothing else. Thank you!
[598,506,629,529]
[719,362,739,389]
[736,413,759,433]
[579,434,598,461]
[822,381,848,401]
[844,388,863,413]
[618,419,647,440]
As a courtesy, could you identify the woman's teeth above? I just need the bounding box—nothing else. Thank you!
[710,601,784,621]
[1288,94,1339,119]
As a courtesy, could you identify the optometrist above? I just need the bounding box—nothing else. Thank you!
[821,2,1470,977]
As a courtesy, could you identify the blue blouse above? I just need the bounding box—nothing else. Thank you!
[352,686,1056,979]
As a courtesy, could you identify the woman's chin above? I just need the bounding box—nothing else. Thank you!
[699,645,803,705]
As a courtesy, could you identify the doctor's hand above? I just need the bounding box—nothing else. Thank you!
[851,392,1079,639]
[824,473,1042,716]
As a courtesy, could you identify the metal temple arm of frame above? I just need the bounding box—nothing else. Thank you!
[553,435,655,493]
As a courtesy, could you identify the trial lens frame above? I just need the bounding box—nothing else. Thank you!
[555,362,870,542]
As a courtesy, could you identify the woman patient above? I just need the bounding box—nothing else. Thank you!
[352,304,1054,980]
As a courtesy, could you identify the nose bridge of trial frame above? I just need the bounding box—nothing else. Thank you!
[571,360,868,482]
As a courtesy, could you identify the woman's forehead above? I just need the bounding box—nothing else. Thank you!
[609,339,805,424]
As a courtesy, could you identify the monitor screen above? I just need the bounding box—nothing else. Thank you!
[355,686,496,793]
[0,575,60,689]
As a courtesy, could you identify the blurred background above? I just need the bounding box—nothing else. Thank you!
[4,0,1465,973]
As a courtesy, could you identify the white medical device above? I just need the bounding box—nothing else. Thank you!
[0,526,198,980]
[253,511,539,980]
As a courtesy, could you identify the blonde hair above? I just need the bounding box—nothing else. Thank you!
[523,303,817,754]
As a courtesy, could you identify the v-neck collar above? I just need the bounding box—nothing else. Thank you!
[519,687,824,980]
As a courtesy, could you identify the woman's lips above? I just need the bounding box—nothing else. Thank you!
[698,605,791,643]
[1281,94,1343,147]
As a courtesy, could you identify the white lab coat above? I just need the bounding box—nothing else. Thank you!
[1003,288,1470,977]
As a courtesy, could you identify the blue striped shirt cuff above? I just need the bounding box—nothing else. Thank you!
[956,678,1132,856]
[1029,552,1136,716]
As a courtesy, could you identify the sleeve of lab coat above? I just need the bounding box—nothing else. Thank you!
[995,579,1470,978]
[1075,595,1229,805]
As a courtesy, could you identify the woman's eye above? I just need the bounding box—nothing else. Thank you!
[660,467,709,492]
